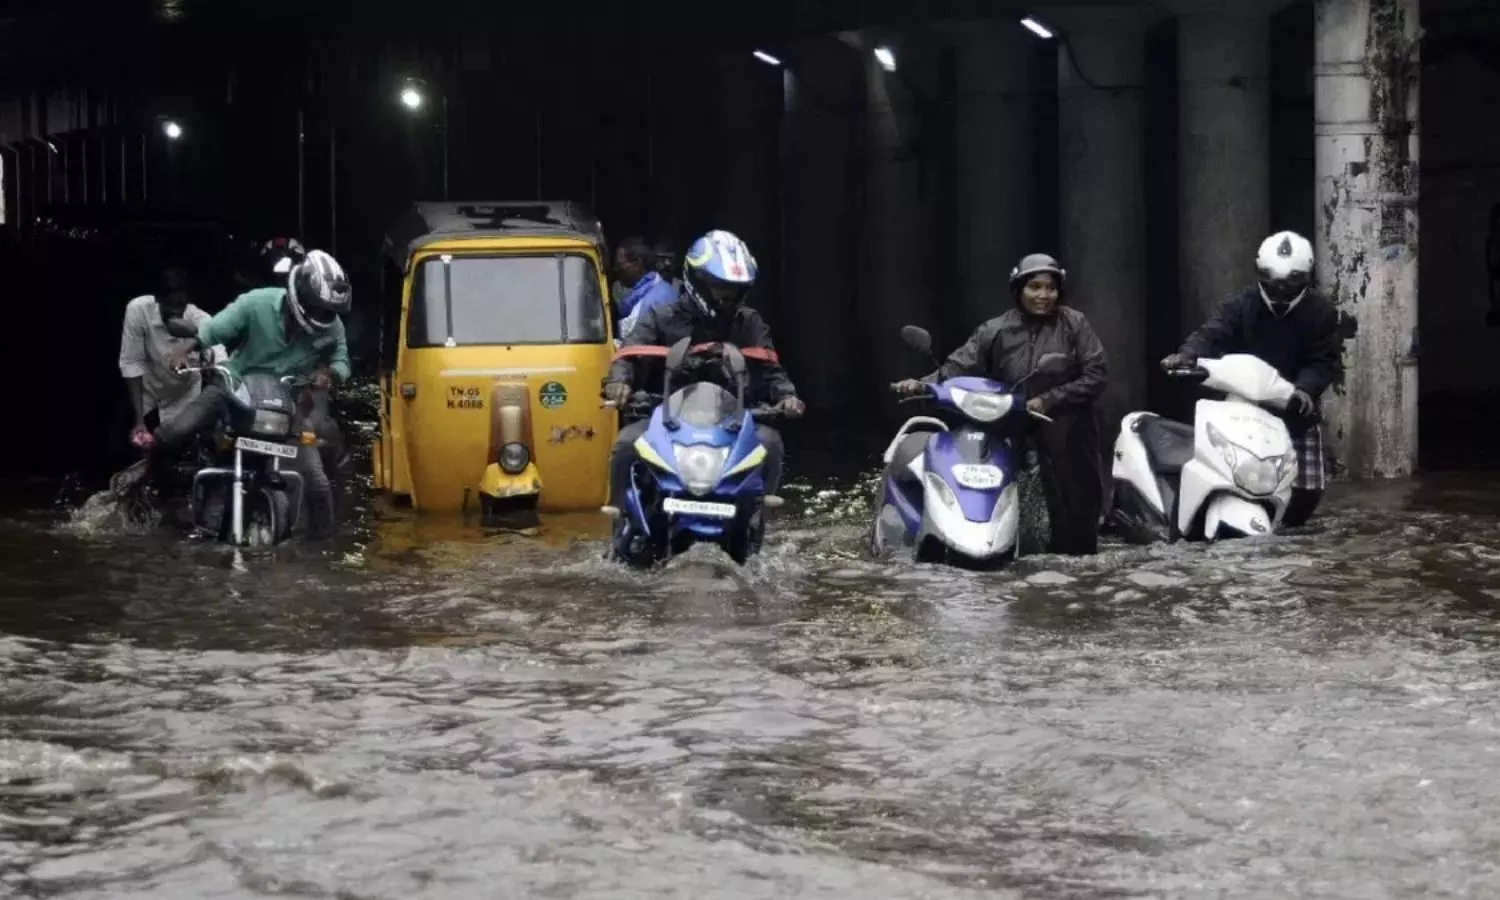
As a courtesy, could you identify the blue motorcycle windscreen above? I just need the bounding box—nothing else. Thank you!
[666,382,740,428]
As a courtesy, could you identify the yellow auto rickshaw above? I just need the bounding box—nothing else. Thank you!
[370,201,619,518]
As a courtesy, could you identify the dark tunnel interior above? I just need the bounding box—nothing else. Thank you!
[0,0,1497,487]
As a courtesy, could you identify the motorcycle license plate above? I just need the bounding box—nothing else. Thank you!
[235,437,299,460]
[951,464,1004,490]
[662,498,736,519]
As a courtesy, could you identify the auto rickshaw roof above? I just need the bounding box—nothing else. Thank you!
[382,200,607,270]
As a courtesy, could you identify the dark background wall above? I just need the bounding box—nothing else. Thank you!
[1,0,1498,483]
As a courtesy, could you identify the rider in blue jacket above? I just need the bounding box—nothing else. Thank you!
[613,235,679,341]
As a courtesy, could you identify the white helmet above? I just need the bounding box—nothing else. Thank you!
[286,249,351,333]
[1255,231,1314,315]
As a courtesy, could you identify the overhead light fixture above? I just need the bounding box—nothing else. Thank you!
[874,45,896,72]
[753,50,782,66]
[1020,17,1054,39]
[162,120,183,140]
[398,85,424,110]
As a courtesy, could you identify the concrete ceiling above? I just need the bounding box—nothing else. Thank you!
[0,0,1151,84]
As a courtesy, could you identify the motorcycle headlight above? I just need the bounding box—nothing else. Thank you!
[673,444,729,496]
[499,442,530,474]
[922,471,959,509]
[250,409,291,437]
[1207,423,1280,496]
[951,388,1013,423]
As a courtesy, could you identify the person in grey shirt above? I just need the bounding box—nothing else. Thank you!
[117,267,224,449]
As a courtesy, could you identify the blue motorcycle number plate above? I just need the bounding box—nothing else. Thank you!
[235,437,299,460]
[951,463,1004,490]
[663,498,737,519]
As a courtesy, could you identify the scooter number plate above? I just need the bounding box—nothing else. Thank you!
[951,464,1004,490]
[235,437,299,460]
[663,498,737,519]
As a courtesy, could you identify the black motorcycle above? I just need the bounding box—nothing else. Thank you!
[180,365,314,546]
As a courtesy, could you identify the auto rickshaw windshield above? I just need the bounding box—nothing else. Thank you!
[406,253,607,347]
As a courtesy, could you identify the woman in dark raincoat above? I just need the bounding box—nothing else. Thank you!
[895,253,1108,555]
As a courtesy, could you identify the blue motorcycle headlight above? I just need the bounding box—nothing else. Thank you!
[673,444,729,496]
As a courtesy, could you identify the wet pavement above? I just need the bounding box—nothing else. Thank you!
[2,464,1499,898]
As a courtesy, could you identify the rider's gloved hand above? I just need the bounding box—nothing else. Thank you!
[602,381,632,405]
[1160,352,1195,372]
[311,367,335,390]
[891,379,926,396]
[1289,388,1315,415]
[775,395,806,417]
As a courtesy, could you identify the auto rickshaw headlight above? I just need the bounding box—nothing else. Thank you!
[499,442,530,474]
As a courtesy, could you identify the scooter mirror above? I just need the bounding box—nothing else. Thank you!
[900,325,933,358]
[164,317,198,340]
[1034,352,1070,376]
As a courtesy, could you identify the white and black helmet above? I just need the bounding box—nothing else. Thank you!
[1255,231,1314,315]
[286,249,351,332]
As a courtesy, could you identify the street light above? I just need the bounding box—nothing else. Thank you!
[162,120,183,140]
[753,49,782,66]
[1020,16,1055,39]
[874,45,896,72]
[396,77,448,199]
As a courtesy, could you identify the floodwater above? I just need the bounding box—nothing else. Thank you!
[2,458,1500,898]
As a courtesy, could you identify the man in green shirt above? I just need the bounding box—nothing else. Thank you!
[155,249,353,539]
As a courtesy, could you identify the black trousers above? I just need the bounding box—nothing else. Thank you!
[1032,409,1104,555]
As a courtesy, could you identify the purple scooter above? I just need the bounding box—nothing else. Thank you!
[868,326,1067,567]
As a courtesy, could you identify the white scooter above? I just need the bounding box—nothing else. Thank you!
[1109,354,1303,543]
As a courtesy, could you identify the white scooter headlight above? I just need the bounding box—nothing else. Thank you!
[950,388,1013,423]
[1206,423,1281,496]
[673,444,730,496]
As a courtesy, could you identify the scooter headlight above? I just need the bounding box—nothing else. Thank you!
[673,444,729,496]
[951,388,1013,423]
[1206,423,1280,496]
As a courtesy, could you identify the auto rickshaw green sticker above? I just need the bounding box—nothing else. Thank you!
[538,381,568,409]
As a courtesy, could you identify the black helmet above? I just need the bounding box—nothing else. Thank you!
[1008,253,1066,293]
[286,249,351,332]
[259,236,306,285]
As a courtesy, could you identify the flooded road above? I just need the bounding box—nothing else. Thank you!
[2,469,1500,898]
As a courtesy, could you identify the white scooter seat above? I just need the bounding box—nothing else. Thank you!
[1136,414,1195,474]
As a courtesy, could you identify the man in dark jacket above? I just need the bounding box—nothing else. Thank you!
[602,229,804,512]
[895,252,1109,555]
[1161,230,1342,526]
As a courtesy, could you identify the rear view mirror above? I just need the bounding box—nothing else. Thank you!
[722,343,748,381]
[164,317,198,340]
[900,325,933,360]
[665,336,692,372]
[1034,352,1069,376]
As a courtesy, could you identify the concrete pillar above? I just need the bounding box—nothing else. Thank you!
[1178,13,1271,330]
[1054,7,1154,422]
[858,32,942,400]
[952,21,1035,330]
[715,54,781,320]
[1313,0,1419,478]
[780,38,864,412]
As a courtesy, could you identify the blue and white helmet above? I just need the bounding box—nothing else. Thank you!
[682,229,757,320]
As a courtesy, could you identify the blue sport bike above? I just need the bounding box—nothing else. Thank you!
[601,337,793,568]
